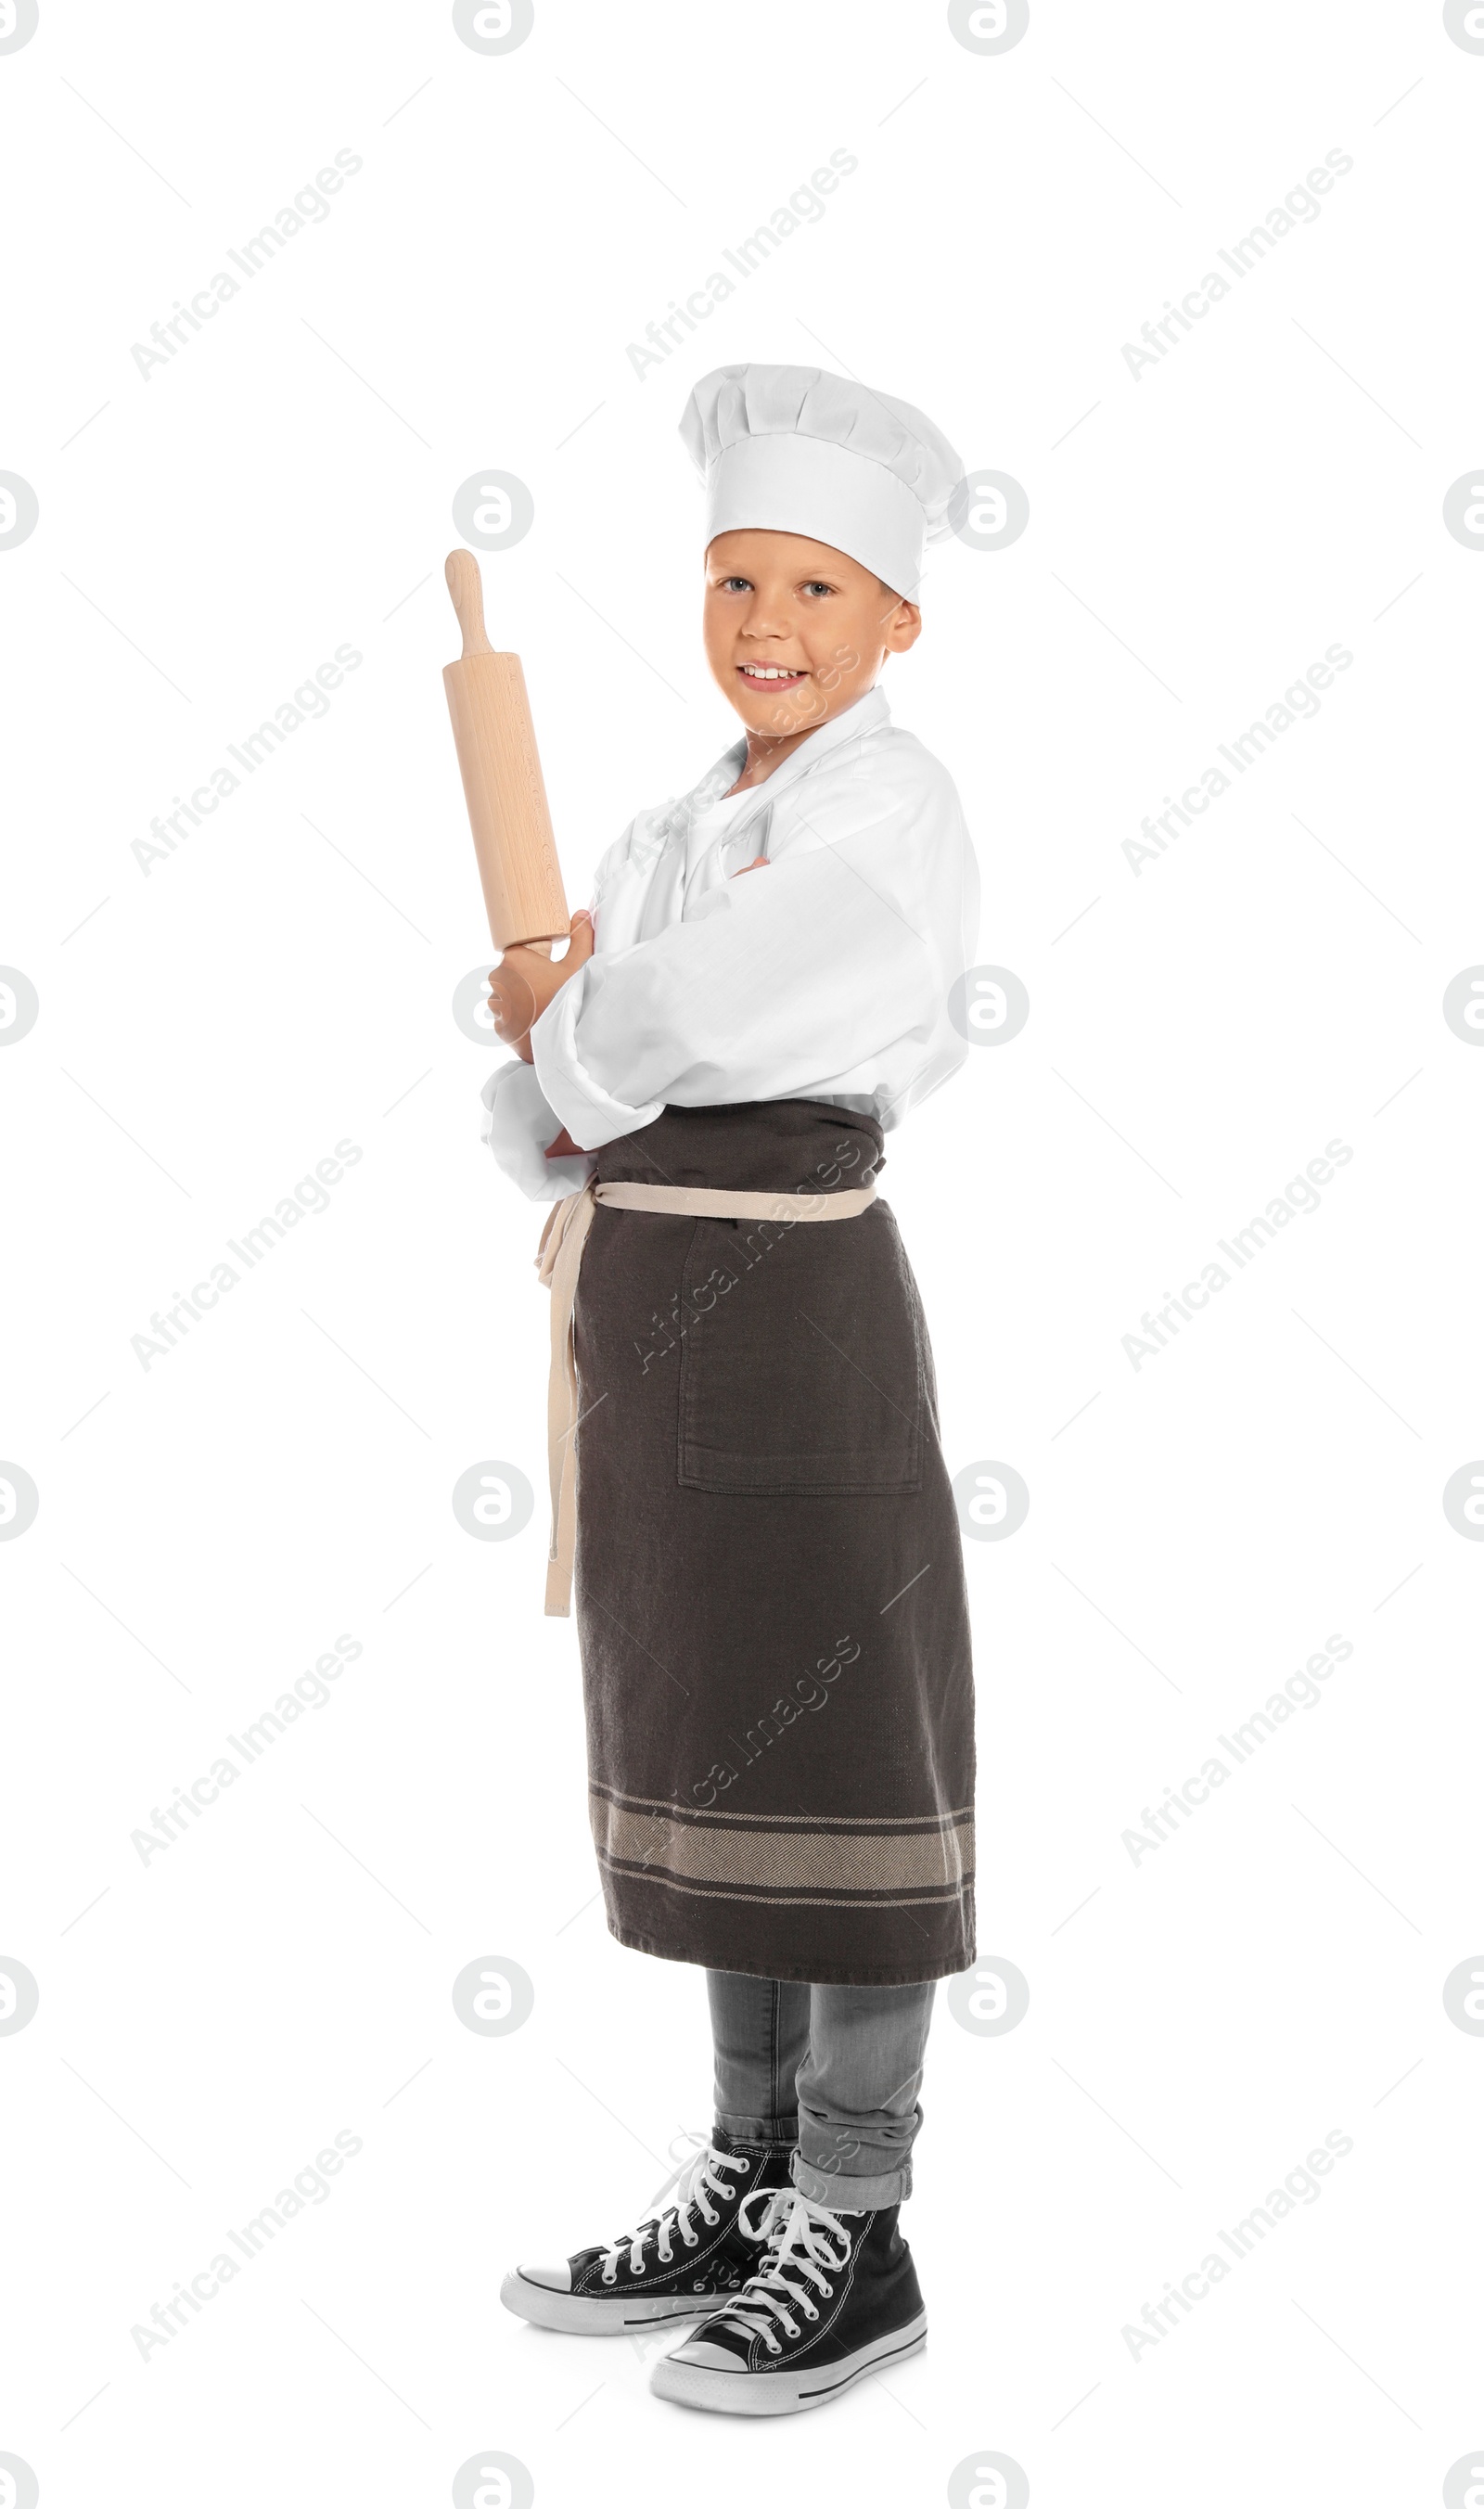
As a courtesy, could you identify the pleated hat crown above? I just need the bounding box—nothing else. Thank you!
[679,363,964,598]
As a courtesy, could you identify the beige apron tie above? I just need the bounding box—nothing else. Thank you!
[535,1176,878,1618]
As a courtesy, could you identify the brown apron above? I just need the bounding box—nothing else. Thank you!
[540,1099,976,1990]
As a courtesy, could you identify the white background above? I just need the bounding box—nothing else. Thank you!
[4,2,1483,2503]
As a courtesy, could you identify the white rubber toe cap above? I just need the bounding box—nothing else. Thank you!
[515,2262,573,2292]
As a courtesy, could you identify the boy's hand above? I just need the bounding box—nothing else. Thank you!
[488,911,595,1063]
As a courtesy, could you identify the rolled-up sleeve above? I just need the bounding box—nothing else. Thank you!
[531,752,973,1151]
[480,1059,595,1202]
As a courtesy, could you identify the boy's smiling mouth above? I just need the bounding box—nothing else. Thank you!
[738,662,808,684]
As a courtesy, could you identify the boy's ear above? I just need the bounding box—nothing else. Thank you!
[884,600,922,655]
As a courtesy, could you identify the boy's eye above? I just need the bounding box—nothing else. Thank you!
[718,576,751,593]
[802,581,836,597]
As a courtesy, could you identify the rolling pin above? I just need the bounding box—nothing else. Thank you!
[442,548,569,955]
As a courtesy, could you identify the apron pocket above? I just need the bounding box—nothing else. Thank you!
[677,1210,925,1494]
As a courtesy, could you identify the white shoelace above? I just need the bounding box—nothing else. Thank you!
[597,2133,750,2284]
[698,2187,858,2353]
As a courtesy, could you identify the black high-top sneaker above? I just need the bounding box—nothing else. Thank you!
[650,2186,927,2413]
[499,2130,795,2335]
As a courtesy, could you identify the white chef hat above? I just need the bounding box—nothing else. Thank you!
[679,363,964,599]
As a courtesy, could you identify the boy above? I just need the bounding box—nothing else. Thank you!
[483,363,979,2414]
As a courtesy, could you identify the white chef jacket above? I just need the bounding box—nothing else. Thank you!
[480,685,979,1203]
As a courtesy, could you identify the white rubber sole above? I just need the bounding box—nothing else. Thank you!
[499,2270,717,2336]
[650,2310,928,2413]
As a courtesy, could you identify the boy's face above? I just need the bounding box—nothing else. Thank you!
[702,529,921,740]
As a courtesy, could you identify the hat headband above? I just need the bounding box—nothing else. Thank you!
[704,430,925,598]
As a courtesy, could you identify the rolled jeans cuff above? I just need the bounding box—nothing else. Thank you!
[792,2149,912,2209]
[714,2108,799,2149]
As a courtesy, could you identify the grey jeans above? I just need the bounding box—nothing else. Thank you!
[707,1968,936,2208]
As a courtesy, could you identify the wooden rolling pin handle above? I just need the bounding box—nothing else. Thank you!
[445,548,493,658]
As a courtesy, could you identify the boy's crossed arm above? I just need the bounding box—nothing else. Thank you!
[488,863,770,1159]
[488,860,771,1058]
[488,910,595,1060]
